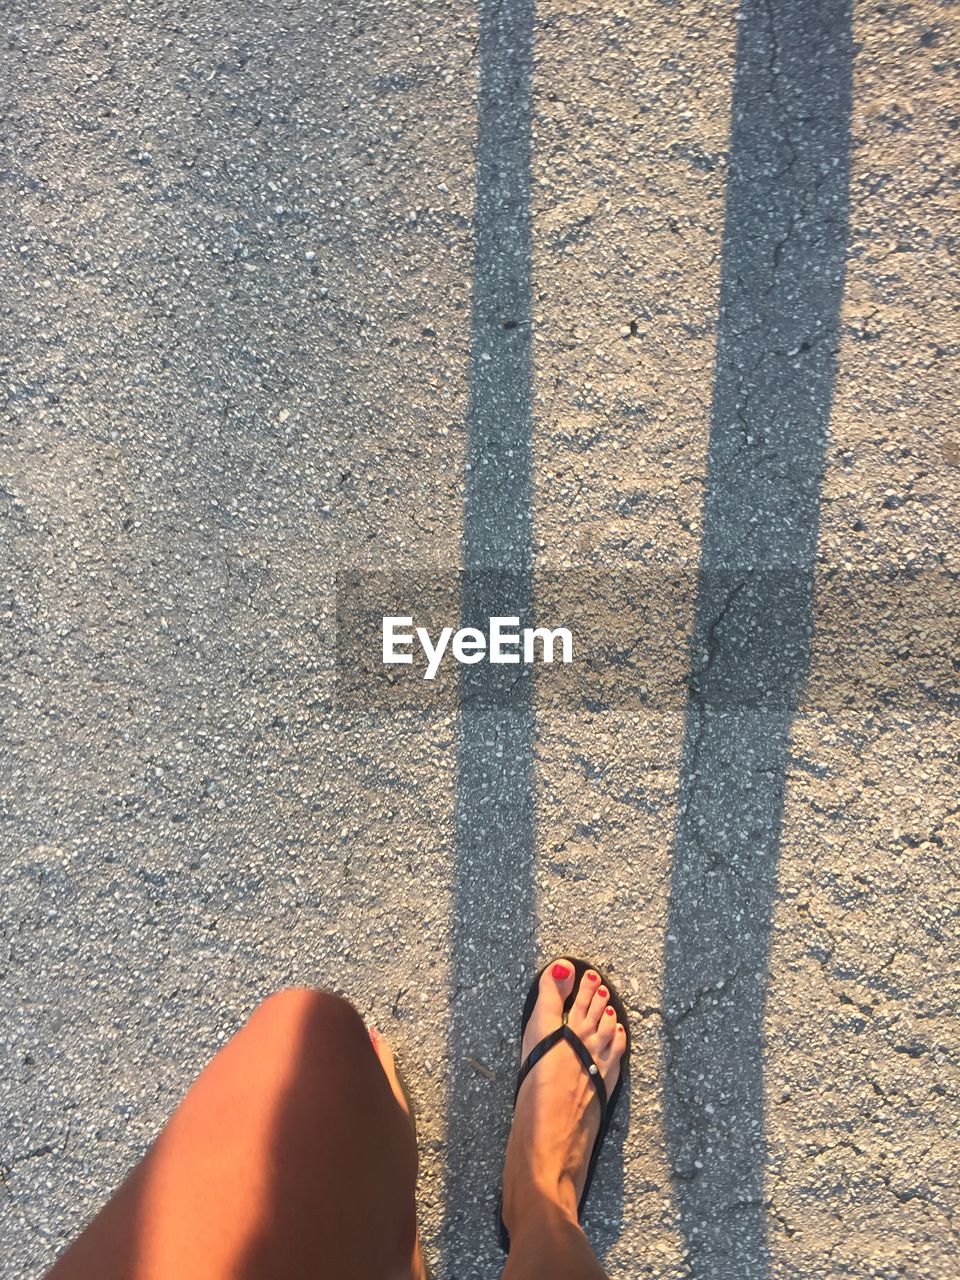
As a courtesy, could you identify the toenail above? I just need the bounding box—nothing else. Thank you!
[598,986,608,999]
[586,971,599,983]
[617,1024,625,1034]
[605,1006,616,1017]
[551,962,571,981]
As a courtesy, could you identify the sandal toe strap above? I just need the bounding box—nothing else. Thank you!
[515,1020,608,1132]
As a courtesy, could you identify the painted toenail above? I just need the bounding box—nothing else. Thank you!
[598,987,608,999]
[605,1006,616,1017]
[586,971,599,983]
[551,963,571,980]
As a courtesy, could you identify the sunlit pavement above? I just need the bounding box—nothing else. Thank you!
[2,2,957,1277]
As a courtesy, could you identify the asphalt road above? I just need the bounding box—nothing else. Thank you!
[2,2,958,1278]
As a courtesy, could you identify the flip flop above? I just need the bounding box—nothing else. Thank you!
[497,957,631,1252]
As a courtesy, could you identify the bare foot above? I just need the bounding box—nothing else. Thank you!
[369,1027,414,1123]
[369,1027,429,1280]
[501,959,627,1236]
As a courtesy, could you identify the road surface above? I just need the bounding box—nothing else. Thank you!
[2,1,957,1277]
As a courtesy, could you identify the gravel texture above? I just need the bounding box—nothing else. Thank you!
[1,2,958,1278]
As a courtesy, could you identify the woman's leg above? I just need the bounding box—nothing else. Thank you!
[500,960,627,1280]
[46,988,425,1280]
[502,1206,609,1280]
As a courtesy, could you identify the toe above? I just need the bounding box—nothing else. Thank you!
[369,1026,391,1068]
[541,957,576,1010]
[522,959,577,1061]
[596,1004,618,1049]
[573,966,601,1018]
[587,982,610,1029]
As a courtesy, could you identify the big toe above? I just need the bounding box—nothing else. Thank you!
[369,1027,411,1121]
[521,958,575,1057]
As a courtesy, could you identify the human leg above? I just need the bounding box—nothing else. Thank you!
[500,961,627,1280]
[47,988,424,1280]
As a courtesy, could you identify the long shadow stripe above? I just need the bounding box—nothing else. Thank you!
[442,1,536,1275]
[663,2,853,1277]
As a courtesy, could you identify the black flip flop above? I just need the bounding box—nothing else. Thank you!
[497,956,631,1251]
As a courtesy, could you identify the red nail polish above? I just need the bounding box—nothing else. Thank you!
[598,987,608,999]
[586,972,599,983]
[606,1006,615,1017]
[551,963,571,981]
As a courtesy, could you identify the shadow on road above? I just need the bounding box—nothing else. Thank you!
[441,1,539,1274]
[662,2,853,1277]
